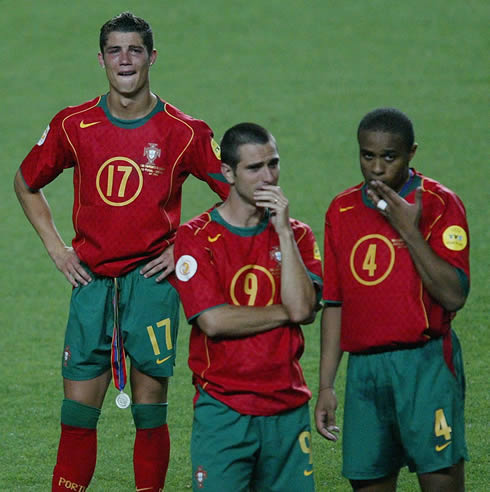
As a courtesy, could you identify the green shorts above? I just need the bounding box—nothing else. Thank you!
[61,266,180,380]
[191,388,315,492]
[342,331,468,480]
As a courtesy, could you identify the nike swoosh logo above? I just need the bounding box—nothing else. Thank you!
[80,120,101,128]
[304,469,314,476]
[156,355,173,365]
[435,442,451,452]
[208,234,221,242]
[339,206,355,212]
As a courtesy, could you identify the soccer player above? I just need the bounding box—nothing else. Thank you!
[173,122,323,491]
[14,12,228,491]
[315,108,470,491]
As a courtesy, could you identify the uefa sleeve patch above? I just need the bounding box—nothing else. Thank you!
[313,241,322,260]
[211,138,221,159]
[442,225,467,251]
[176,255,198,281]
[37,124,50,146]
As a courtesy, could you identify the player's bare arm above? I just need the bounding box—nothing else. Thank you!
[196,304,290,338]
[140,243,175,282]
[315,305,342,442]
[14,170,91,287]
[367,180,467,311]
[254,185,317,323]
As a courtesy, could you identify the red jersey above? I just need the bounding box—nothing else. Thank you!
[323,169,470,353]
[174,208,323,415]
[20,95,228,277]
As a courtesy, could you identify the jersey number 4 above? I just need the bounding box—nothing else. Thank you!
[362,244,377,277]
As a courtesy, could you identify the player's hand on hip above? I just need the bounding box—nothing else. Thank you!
[140,244,175,282]
[52,246,92,287]
[254,185,289,233]
[315,388,340,442]
[367,180,422,239]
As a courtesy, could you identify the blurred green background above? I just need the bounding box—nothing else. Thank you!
[1,1,488,490]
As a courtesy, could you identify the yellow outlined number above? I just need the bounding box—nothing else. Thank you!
[350,234,395,286]
[147,318,173,364]
[299,431,314,476]
[244,273,258,305]
[230,265,275,306]
[96,157,143,207]
[362,244,377,277]
[106,165,132,197]
[435,408,452,441]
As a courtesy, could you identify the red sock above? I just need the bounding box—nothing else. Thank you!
[133,424,170,491]
[52,424,97,491]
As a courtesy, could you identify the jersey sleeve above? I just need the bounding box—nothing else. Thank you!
[174,221,227,321]
[294,221,323,296]
[322,204,342,305]
[183,120,229,200]
[425,187,470,289]
[19,111,74,190]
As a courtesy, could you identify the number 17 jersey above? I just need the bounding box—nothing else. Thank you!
[20,95,228,277]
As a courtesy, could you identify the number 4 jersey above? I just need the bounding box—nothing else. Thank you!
[174,207,323,416]
[20,95,228,277]
[323,169,470,353]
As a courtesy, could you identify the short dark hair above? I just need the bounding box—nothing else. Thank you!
[99,12,153,55]
[357,108,415,150]
[220,122,276,169]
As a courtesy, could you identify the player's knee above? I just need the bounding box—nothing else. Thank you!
[132,402,168,429]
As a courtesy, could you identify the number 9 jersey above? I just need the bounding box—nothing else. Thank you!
[174,207,323,416]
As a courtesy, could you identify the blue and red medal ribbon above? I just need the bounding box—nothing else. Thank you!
[111,278,127,393]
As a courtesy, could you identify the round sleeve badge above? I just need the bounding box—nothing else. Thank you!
[37,124,50,146]
[211,138,221,159]
[442,225,468,251]
[176,255,198,281]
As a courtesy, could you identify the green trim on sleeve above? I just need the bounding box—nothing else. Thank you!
[309,271,323,304]
[188,303,228,323]
[456,268,470,298]
[323,300,342,307]
[208,172,228,183]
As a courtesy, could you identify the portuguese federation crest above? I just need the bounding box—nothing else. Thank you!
[141,143,164,175]
[194,466,208,489]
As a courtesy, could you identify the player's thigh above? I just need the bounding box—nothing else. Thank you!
[130,365,168,403]
[191,388,258,492]
[349,473,399,492]
[252,403,315,492]
[395,333,468,474]
[121,273,180,377]
[342,353,405,480]
[62,274,114,381]
[63,370,112,408]
[417,459,465,492]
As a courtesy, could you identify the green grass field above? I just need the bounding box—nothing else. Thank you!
[1,1,488,490]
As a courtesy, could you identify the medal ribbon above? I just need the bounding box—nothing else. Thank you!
[111,278,127,392]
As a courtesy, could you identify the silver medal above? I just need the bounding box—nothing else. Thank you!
[115,391,131,409]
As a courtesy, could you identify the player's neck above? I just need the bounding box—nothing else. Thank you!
[106,90,157,120]
[217,197,265,228]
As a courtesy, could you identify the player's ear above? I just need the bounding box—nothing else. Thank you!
[221,162,235,185]
[149,49,157,66]
[98,52,105,68]
[408,143,418,162]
